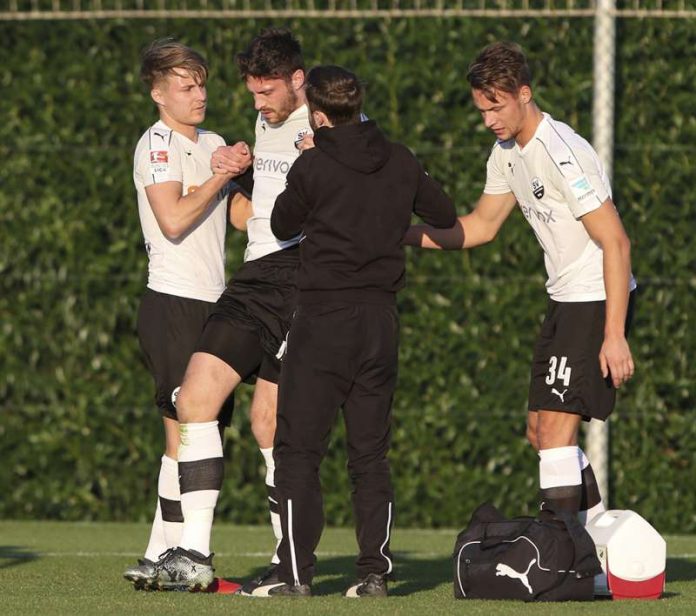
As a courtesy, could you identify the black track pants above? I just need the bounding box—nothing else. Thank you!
[274,300,398,586]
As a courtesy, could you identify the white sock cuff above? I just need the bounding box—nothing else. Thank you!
[260,447,275,469]
[539,446,582,489]
[538,445,581,462]
[260,447,275,486]
[178,422,222,461]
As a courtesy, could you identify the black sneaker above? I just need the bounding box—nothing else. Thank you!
[239,569,311,597]
[153,547,215,591]
[344,573,388,597]
[239,564,278,596]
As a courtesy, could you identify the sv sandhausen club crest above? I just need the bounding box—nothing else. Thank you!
[294,128,311,150]
[531,177,545,199]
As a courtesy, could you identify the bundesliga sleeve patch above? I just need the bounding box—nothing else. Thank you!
[149,150,170,181]
[569,175,597,203]
[150,150,168,164]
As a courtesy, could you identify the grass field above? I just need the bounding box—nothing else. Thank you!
[1,521,694,615]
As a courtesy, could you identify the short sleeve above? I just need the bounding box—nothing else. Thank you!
[136,129,183,187]
[483,145,511,195]
[556,146,611,219]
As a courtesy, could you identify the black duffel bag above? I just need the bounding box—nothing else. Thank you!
[454,502,602,601]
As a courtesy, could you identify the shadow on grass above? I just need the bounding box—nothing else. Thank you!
[0,545,40,570]
[243,551,450,596]
[667,557,696,583]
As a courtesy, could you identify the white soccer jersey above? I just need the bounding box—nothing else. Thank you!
[484,113,636,302]
[245,104,312,262]
[133,120,229,303]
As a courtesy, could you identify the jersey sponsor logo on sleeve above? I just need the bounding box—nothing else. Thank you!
[569,175,596,202]
[150,150,169,164]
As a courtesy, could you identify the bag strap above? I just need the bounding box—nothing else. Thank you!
[554,512,603,578]
[480,519,535,549]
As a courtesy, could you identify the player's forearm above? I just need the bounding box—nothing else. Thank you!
[164,173,231,239]
[601,235,632,338]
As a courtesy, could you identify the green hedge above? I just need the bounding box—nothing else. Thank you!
[1,17,694,533]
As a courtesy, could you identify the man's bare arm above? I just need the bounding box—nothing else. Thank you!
[581,199,634,388]
[145,141,252,240]
[404,191,517,249]
[146,172,234,240]
[229,192,253,231]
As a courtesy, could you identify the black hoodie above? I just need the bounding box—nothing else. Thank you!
[271,120,456,301]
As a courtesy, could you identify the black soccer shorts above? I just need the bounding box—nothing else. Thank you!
[137,288,234,425]
[528,291,635,421]
[196,246,299,385]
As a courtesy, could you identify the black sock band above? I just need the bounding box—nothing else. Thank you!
[178,458,224,494]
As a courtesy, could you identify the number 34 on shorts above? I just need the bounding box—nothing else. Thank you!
[545,355,572,387]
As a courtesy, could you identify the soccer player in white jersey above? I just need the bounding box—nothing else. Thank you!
[122,39,252,590]
[148,28,311,592]
[405,42,636,523]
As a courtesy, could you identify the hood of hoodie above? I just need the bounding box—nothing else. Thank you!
[313,120,390,174]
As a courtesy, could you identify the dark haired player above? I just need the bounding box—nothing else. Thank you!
[406,42,636,525]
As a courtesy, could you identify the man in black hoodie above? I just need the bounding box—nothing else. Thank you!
[261,65,456,598]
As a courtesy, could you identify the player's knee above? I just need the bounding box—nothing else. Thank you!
[348,452,390,483]
[175,385,217,423]
[536,422,574,450]
[526,424,539,451]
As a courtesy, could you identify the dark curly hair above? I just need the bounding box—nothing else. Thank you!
[236,27,304,80]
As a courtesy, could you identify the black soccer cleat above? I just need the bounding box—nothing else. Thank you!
[153,547,215,591]
[344,572,388,598]
[123,558,157,590]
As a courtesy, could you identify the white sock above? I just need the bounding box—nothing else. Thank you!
[261,447,283,564]
[578,450,606,525]
[538,446,583,512]
[539,446,582,488]
[144,500,166,562]
[158,455,183,548]
[178,422,223,556]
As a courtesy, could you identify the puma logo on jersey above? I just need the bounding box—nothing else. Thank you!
[153,131,168,141]
[496,559,536,594]
[551,388,568,403]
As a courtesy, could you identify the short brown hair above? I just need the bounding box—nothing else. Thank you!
[306,65,363,126]
[236,28,304,81]
[140,38,208,89]
[466,42,532,102]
